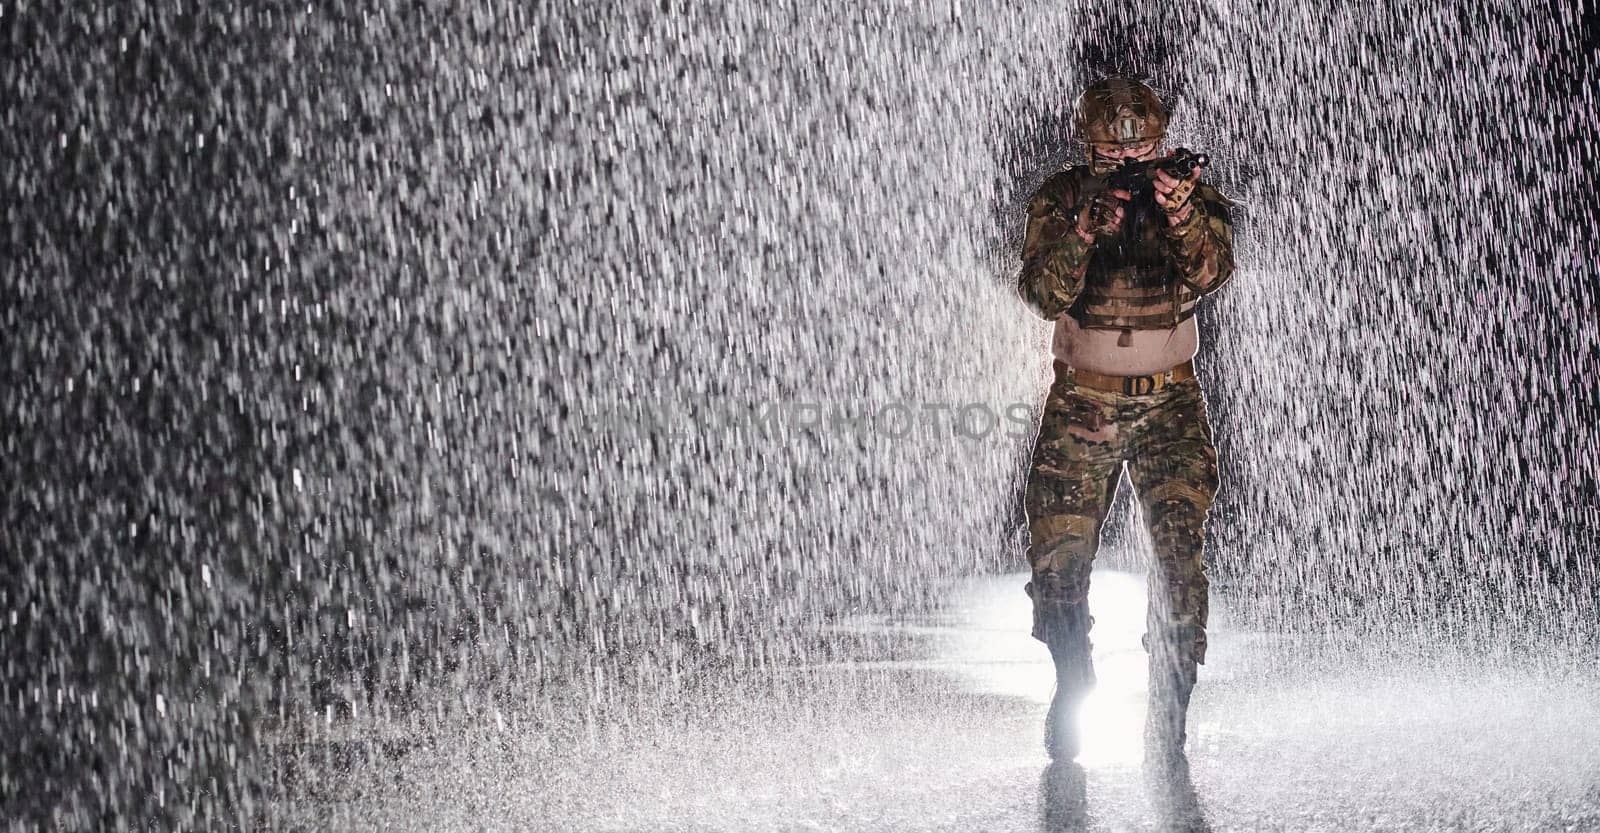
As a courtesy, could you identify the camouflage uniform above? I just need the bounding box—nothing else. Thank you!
[1017,162,1236,669]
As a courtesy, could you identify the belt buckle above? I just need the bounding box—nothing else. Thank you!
[1122,369,1174,396]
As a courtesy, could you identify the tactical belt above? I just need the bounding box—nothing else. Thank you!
[1054,359,1196,396]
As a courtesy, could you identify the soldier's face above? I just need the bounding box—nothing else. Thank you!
[1089,139,1161,168]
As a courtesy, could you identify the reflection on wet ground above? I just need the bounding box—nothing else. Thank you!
[269,570,1600,832]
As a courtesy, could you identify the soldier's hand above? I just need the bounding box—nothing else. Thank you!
[1154,155,1201,224]
[1075,188,1132,242]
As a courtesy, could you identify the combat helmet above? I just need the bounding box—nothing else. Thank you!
[1074,77,1168,170]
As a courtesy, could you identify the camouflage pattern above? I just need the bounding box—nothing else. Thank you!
[1075,77,1169,147]
[1016,140,1237,673]
[1016,170,1096,321]
[1024,366,1219,665]
[1164,184,1237,296]
[1016,165,1237,326]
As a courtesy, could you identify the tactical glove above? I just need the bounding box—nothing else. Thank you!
[1075,189,1131,240]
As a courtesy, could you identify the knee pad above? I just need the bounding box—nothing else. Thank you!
[1027,513,1102,574]
[1027,571,1095,645]
[1025,568,1089,606]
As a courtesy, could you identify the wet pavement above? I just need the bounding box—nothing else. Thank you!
[271,570,1600,832]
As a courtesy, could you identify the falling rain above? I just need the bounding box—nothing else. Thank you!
[2,1,1597,831]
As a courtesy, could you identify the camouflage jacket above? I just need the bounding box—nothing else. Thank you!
[1016,164,1236,327]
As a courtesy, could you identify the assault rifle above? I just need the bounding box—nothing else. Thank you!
[1099,147,1210,255]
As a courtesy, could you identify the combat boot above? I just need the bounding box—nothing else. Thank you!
[1143,628,1198,775]
[1029,576,1095,761]
[1044,629,1096,760]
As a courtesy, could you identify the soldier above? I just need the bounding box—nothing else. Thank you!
[1016,77,1236,769]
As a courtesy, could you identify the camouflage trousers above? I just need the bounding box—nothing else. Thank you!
[1024,362,1219,665]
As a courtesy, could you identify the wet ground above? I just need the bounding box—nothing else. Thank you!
[269,570,1600,832]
